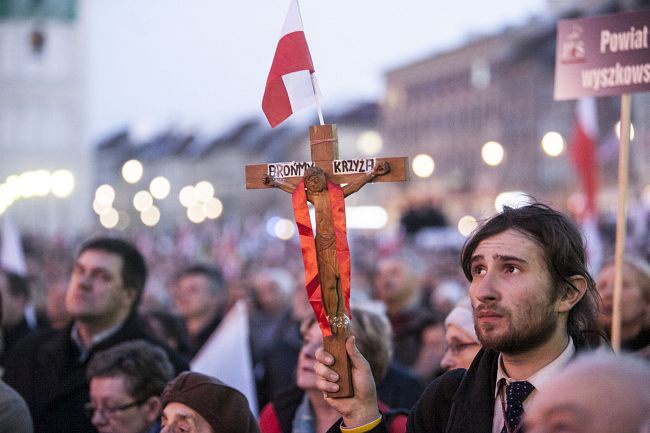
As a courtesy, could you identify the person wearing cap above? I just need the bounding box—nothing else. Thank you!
[440,297,481,371]
[160,371,260,433]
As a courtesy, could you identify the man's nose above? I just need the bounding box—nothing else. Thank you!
[76,273,92,290]
[471,271,499,302]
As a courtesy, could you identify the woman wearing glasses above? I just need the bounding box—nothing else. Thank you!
[440,298,481,371]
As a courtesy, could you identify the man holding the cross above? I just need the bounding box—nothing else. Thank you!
[314,203,602,433]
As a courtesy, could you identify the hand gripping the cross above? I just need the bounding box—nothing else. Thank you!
[314,336,381,428]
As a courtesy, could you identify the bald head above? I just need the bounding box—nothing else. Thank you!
[525,352,650,433]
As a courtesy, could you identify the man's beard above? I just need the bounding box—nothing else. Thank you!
[475,301,559,355]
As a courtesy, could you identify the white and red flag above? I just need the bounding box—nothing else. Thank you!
[570,97,603,273]
[262,0,321,128]
[570,97,599,216]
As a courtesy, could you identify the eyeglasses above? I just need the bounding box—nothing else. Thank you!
[445,342,479,355]
[84,400,144,419]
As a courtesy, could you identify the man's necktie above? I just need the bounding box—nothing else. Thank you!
[500,380,535,433]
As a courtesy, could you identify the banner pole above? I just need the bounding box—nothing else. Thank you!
[611,93,631,353]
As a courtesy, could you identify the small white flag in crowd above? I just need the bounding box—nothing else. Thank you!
[190,300,258,416]
[1,213,27,276]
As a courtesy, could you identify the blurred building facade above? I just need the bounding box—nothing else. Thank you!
[0,0,91,235]
[92,103,395,232]
[380,3,649,223]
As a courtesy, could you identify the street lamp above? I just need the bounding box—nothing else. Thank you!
[481,141,504,166]
[541,132,565,157]
[122,159,143,184]
[412,154,435,178]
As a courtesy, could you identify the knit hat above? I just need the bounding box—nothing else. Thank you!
[161,372,259,433]
[444,297,478,343]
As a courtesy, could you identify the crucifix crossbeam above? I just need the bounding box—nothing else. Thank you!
[245,125,408,189]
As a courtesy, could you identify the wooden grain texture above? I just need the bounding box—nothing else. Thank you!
[310,124,339,161]
[323,329,353,398]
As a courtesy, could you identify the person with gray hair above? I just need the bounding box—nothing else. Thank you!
[0,379,34,433]
[86,339,175,433]
[440,298,481,371]
[524,351,650,433]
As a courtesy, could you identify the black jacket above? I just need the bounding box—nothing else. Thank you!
[407,349,498,433]
[3,314,189,433]
[338,350,497,433]
[354,338,597,433]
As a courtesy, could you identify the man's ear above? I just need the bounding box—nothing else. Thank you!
[558,275,587,313]
[143,396,162,424]
[123,286,138,305]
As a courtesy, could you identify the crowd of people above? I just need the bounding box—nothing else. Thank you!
[0,202,649,433]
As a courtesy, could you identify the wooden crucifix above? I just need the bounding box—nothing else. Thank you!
[245,124,408,397]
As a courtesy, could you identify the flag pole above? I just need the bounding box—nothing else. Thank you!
[311,74,325,126]
[611,92,631,353]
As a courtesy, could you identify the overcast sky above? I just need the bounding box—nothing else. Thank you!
[84,0,549,142]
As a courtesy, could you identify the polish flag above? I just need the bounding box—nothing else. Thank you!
[570,97,599,216]
[262,0,319,128]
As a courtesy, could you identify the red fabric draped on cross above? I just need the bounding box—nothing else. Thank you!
[291,180,351,337]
